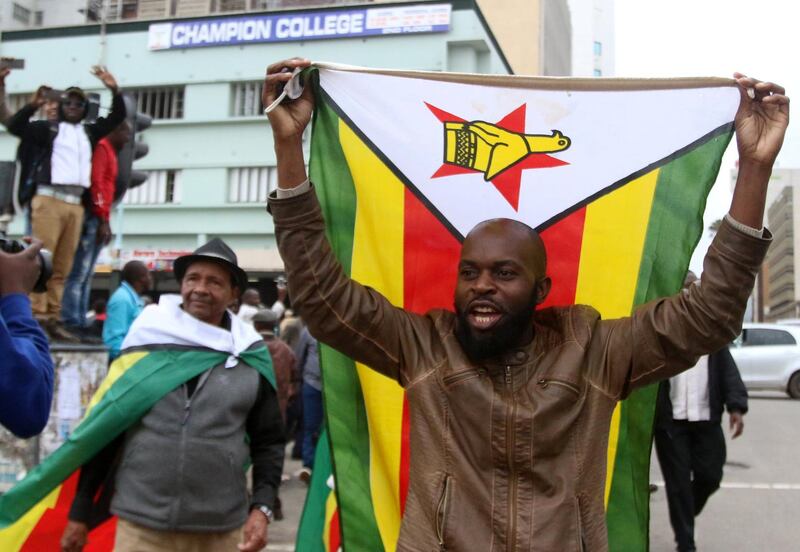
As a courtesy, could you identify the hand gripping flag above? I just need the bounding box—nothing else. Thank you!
[295,64,739,552]
[0,295,275,550]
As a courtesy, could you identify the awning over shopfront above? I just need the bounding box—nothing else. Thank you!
[95,247,284,274]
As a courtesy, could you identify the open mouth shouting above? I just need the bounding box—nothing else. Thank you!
[467,301,505,331]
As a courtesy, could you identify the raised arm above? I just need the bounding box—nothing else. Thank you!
[263,58,313,190]
[87,67,126,143]
[586,75,788,400]
[728,73,790,229]
[5,86,52,145]
[264,59,440,385]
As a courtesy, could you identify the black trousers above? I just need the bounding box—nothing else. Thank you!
[654,420,726,552]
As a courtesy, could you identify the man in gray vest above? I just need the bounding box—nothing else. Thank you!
[60,239,285,552]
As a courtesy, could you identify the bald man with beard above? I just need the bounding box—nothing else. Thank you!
[263,59,788,552]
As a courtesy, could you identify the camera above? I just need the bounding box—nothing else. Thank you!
[0,237,53,293]
[44,88,66,101]
[0,58,25,70]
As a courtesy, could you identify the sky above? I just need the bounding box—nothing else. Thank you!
[613,0,799,272]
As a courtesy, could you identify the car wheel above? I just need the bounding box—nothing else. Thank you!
[788,372,800,399]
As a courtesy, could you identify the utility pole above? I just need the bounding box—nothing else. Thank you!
[98,0,110,66]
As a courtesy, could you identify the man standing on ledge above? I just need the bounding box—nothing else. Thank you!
[264,58,788,551]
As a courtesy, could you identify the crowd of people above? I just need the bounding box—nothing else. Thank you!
[0,57,789,552]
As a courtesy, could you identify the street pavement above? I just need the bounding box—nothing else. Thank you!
[650,391,800,551]
[268,392,800,551]
[265,448,306,551]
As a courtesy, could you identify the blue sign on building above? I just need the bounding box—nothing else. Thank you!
[148,3,452,51]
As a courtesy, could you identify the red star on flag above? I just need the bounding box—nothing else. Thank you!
[426,103,569,211]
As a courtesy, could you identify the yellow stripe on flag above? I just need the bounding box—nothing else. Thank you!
[339,120,405,550]
[573,169,659,507]
[84,351,148,418]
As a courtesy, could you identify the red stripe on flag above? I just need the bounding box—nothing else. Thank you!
[85,517,117,551]
[539,207,586,308]
[328,509,342,552]
[403,189,461,314]
[56,471,80,509]
[402,188,462,510]
[20,471,80,551]
[399,397,411,515]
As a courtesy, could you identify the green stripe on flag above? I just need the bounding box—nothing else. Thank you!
[297,426,332,551]
[606,130,733,551]
[310,81,385,551]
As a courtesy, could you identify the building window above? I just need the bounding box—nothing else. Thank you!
[34,10,43,26]
[593,69,602,77]
[128,86,185,119]
[212,0,247,12]
[12,3,31,24]
[7,93,47,120]
[742,328,797,346]
[231,81,264,117]
[593,41,602,56]
[124,170,182,205]
[228,166,277,203]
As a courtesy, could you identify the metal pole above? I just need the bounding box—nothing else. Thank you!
[98,0,110,66]
[113,200,124,268]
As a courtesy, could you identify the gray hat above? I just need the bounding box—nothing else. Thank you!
[173,238,248,291]
[252,309,279,325]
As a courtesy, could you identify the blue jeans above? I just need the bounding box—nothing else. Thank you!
[301,383,323,468]
[61,214,101,328]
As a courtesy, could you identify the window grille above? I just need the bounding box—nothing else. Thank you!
[128,86,185,119]
[124,170,182,205]
[7,93,46,120]
[12,3,31,24]
[228,167,278,203]
[231,81,264,117]
[212,0,246,12]
[227,165,309,202]
[228,166,276,203]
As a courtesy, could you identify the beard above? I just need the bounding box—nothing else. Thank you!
[454,291,539,363]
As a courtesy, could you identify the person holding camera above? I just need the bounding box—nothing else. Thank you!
[0,238,54,437]
[2,66,126,341]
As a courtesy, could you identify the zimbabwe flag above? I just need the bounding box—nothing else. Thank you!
[0,296,275,550]
[296,64,739,551]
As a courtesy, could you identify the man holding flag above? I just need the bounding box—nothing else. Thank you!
[263,58,787,551]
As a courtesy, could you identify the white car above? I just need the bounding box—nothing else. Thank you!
[729,323,800,398]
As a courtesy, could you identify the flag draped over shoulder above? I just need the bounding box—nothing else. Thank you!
[0,295,274,551]
[297,63,738,551]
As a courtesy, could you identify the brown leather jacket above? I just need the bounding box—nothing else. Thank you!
[264,335,297,420]
[269,189,769,552]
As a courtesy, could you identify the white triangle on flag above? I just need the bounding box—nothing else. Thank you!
[318,67,739,236]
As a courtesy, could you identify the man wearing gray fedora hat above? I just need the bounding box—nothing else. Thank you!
[60,238,285,552]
